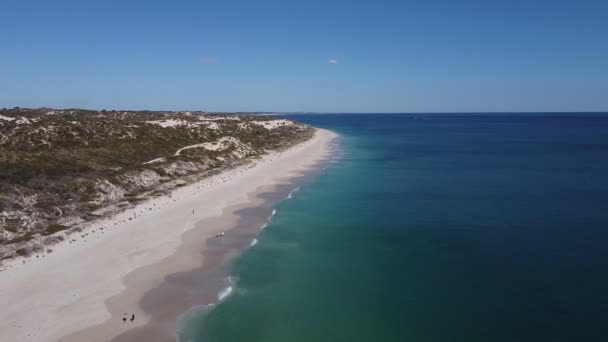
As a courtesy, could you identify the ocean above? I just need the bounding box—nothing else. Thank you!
[179,113,608,342]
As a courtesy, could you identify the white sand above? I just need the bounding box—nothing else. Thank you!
[0,128,337,342]
[145,119,187,128]
[174,136,246,155]
[252,119,293,129]
[0,114,15,121]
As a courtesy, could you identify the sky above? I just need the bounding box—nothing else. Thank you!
[0,0,607,113]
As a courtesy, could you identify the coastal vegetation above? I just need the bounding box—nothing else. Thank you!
[0,107,313,260]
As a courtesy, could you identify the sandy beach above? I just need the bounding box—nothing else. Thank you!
[0,128,337,342]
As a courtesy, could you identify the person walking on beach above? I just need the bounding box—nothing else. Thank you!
[122,313,127,322]
[130,313,135,322]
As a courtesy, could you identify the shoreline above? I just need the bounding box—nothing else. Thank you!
[0,128,338,342]
[80,162,331,342]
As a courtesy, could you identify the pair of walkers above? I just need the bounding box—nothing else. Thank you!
[122,313,135,323]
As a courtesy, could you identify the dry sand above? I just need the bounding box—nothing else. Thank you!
[0,128,337,342]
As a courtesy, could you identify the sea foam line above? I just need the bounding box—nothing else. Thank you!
[217,276,236,302]
[286,186,300,199]
[260,208,277,230]
[217,285,233,301]
[176,275,236,341]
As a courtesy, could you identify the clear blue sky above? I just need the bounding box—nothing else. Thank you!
[1,0,607,112]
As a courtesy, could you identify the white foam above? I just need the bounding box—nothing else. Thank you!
[286,186,300,199]
[250,238,258,246]
[177,276,236,338]
[217,276,237,302]
[217,285,233,301]
[259,208,278,231]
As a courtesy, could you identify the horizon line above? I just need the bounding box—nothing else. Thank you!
[3,106,608,115]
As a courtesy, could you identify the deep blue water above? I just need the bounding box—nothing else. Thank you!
[180,113,608,342]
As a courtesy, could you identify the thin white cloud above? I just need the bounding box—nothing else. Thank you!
[327,59,339,65]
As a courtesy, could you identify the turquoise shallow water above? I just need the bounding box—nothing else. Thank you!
[180,114,608,342]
